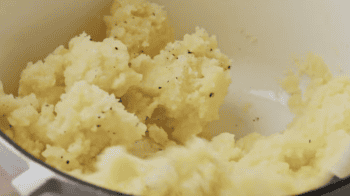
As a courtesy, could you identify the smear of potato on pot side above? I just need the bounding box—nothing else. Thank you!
[1,0,350,195]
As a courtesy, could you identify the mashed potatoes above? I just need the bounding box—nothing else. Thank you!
[1,0,350,195]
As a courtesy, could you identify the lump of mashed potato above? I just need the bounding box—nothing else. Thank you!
[0,0,231,181]
[104,0,175,58]
[1,0,350,195]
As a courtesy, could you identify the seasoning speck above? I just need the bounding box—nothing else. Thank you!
[159,87,162,89]
[66,160,69,164]
[97,125,101,127]
[209,93,214,98]
[115,47,118,50]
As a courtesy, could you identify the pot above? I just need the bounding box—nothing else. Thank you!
[1,0,350,195]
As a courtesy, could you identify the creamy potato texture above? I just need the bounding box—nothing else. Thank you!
[1,0,350,195]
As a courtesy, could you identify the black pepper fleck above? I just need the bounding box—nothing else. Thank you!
[115,47,118,50]
[309,140,311,143]
[110,107,113,110]
[146,116,149,120]
[188,50,192,54]
[61,156,63,159]
[114,36,117,39]
[66,160,69,164]
[119,99,122,103]
[9,125,12,128]
[124,21,127,24]
[90,38,92,41]
[46,104,49,107]
[128,63,132,67]
[98,116,101,119]
[159,87,162,89]
[176,77,178,79]
[167,81,169,83]
[228,66,231,69]
[209,93,214,98]
[97,125,101,127]
[210,48,213,51]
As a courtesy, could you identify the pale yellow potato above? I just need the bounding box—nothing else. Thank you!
[104,0,175,58]
[0,0,231,178]
[69,53,350,196]
[124,26,232,144]
[1,0,350,195]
